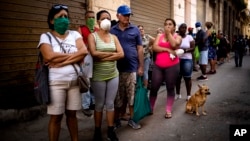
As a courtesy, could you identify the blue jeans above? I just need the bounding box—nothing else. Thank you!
[143,57,151,81]
[81,90,95,109]
[179,59,193,77]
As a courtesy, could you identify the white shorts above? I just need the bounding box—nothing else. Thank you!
[199,50,208,65]
[47,80,81,115]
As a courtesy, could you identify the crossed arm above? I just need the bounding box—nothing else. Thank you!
[87,33,124,61]
[39,37,88,68]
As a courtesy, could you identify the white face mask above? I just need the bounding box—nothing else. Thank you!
[196,27,202,31]
[100,19,111,31]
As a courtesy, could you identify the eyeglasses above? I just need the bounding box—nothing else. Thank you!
[53,5,68,10]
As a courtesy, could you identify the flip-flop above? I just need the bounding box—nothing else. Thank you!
[120,115,130,121]
[165,112,172,119]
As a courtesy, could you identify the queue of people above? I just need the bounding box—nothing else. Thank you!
[38,3,243,141]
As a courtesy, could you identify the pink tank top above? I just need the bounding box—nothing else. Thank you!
[155,34,179,68]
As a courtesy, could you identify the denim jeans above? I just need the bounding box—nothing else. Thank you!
[143,57,151,80]
[81,90,95,109]
[179,59,193,77]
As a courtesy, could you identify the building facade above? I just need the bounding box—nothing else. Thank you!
[172,0,248,43]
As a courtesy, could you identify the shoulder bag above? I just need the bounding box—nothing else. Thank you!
[34,33,51,105]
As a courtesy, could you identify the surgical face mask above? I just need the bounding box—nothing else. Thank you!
[54,17,69,35]
[86,18,95,32]
[196,27,202,31]
[100,19,111,31]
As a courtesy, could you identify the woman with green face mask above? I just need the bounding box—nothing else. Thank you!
[37,4,88,141]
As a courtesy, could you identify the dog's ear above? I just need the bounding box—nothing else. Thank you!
[198,84,202,88]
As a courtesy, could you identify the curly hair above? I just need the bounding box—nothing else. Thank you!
[205,21,213,29]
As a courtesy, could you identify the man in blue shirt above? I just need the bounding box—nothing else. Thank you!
[110,5,144,130]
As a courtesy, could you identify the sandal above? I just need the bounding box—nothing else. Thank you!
[120,113,130,121]
[165,112,172,119]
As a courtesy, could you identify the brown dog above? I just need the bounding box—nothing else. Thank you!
[185,84,211,116]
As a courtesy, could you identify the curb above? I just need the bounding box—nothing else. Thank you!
[0,105,47,126]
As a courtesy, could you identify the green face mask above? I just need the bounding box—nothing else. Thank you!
[86,18,95,32]
[54,17,69,35]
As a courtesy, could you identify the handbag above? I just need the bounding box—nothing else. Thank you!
[49,33,90,93]
[72,65,90,93]
[133,76,152,123]
[34,33,51,105]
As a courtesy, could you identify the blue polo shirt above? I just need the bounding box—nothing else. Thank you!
[110,23,142,72]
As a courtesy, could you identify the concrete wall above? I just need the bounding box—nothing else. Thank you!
[185,0,197,28]
[87,0,130,21]
[218,0,224,32]
[197,0,206,28]
[207,0,214,22]
[173,0,185,26]
[172,0,197,32]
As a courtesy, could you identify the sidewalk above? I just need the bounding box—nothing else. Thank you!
[1,53,236,141]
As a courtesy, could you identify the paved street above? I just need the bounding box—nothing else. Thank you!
[1,54,250,141]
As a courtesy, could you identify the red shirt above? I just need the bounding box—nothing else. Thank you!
[80,25,98,46]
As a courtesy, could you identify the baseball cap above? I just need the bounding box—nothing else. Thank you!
[195,22,202,28]
[188,27,193,31]
[117,5,132,15]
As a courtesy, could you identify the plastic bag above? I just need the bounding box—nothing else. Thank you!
[133,77,151,123]
[81,53,93,78]
[194,45,200,61]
